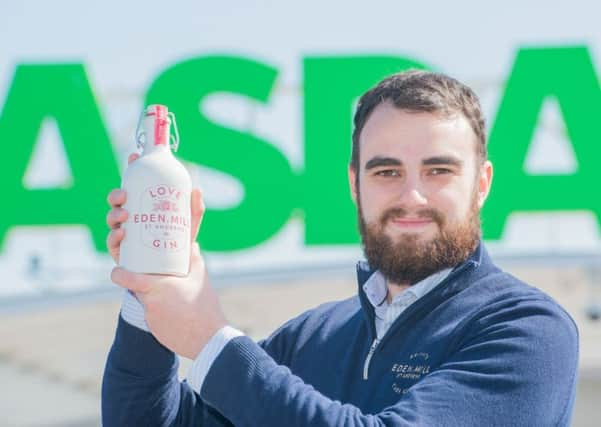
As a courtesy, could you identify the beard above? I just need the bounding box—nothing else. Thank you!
[358,190,481,286]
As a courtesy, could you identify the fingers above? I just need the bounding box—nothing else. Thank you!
[110,267,152,294]
[107,189,126,207]
[107,228,125,262]
[190,188,205,244]
[106,152,138,207]
[106,207,128,229]
[106,194,128,261]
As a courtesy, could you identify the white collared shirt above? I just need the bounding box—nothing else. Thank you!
[362,268,452,339]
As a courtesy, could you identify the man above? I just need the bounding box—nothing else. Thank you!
[102,70,579,426]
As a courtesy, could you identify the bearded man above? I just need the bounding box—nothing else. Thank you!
[102,70,578,426]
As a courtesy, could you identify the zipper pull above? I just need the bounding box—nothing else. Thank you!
[363,338,380,380]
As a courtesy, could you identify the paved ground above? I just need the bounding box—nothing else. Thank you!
[0,265,599,426]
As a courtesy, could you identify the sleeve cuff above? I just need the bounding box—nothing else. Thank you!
[186,325,244,393]
[120,290,150,332]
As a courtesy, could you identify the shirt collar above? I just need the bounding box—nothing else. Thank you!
[362,270,388,307]
[362,268,453,309]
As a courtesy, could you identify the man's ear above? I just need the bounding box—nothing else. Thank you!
[477,160,493,208]
[349,165,358,204]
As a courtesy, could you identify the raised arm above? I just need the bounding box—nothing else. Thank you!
[197,296,578,427]
[102,174,232,426]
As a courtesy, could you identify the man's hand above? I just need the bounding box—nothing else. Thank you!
[106,153,228,359]
[106,153,139,264]
[111,243,227,359]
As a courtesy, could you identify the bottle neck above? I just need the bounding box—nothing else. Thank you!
[141,114,172,155]
[143,142,172,155]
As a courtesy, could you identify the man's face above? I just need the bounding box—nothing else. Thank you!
[349,103,493,285]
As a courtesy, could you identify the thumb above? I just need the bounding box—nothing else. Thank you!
[190,242,203,263]
[188,242,206,275]
[190,188,205,245]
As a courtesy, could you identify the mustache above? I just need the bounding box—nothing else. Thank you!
[380,207,444,226]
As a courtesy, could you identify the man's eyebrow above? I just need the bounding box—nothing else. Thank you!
[422,156,463,167]
[364,157,402,170]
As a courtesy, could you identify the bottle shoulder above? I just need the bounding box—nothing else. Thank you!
[122,152,191,188]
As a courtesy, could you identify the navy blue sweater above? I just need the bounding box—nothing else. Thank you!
[102,244,579,426]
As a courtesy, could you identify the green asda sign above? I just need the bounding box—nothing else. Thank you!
[1,46,600,253]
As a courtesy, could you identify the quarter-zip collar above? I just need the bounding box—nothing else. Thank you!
[357,242,491,341]
[362,268,452,339]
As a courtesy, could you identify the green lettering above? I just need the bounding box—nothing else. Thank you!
[0,64,120,252]
[145,56,295,251]
[483,46,601,239]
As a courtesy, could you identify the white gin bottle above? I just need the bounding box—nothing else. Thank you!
[119,104,192,276]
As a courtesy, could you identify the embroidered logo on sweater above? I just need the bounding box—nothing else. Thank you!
[391,352,431,394]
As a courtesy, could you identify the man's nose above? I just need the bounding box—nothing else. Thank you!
[398,179,427,208]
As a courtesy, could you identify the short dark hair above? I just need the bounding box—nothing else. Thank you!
[350,70,487,172]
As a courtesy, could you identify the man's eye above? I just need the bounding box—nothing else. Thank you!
[428,168,452,176]
[375,170,400,177]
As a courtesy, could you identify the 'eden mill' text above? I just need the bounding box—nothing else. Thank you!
[133,213,189,226]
